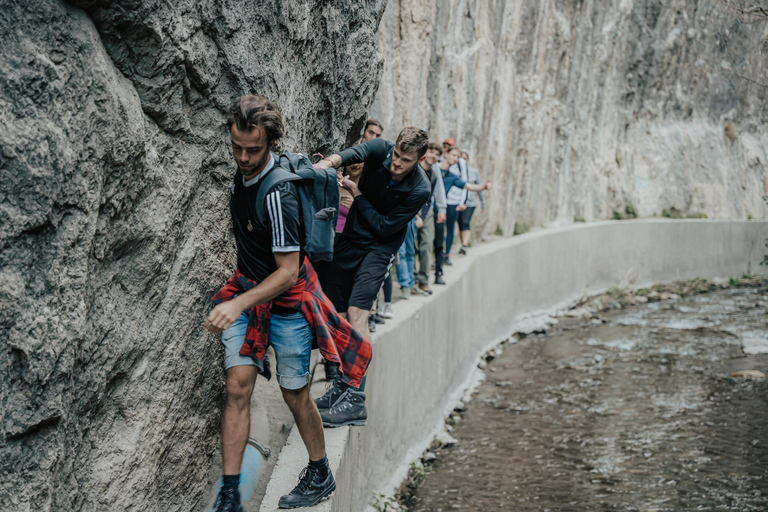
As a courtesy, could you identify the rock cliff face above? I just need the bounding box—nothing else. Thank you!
[372,0,768,236]
[0,1,384,510]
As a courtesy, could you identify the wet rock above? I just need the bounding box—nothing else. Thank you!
[729,370,766,381]
[423,452,437,463]
[435,431,459,447]
[742,337,768,354]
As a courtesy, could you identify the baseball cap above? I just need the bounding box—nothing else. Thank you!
[442,137,456,146]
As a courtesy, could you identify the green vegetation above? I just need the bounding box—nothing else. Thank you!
[371,492,402,512]
[662,207,684,219]
[494,223,504,236]
[762,195,768,267]
[612,205,637,220]
[574,215,586,223]
[514,221,530,235]
[661,207,707,219]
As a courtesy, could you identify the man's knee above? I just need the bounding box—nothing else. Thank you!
[280,385,310,411]
[226,368,256,406]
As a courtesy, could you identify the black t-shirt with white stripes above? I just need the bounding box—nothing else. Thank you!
[230,166,302,283]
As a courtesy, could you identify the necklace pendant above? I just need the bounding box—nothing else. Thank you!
[247,220,253,231]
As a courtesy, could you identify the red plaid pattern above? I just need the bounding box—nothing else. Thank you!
[211,258,372,388]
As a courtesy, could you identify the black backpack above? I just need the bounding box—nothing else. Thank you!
[255,151,339,262]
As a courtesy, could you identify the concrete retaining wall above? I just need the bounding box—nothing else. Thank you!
[263,220,768,511]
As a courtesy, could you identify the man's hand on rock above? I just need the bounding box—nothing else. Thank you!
[203,301,245,334]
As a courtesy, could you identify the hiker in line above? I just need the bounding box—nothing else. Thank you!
[439,145,491,269]
[415,142,447,293]
[359,120,396,330]
[457,151,486,255]
[203,95,371,510]
[313,128,431,422]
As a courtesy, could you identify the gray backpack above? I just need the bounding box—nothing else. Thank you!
[255,151,339,262]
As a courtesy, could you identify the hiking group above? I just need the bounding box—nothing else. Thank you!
[203,95,491,511]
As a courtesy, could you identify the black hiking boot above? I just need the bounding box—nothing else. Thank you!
[435,274,446,285]
[314,376,343,412]
[213,486,243,512]
[320,388,367,427]
[278,464,336,509]
[368,316,377,332]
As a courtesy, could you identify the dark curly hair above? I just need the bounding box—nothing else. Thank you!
[227,95,285,145]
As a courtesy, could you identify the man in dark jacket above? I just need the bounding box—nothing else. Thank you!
[313,127,431,425]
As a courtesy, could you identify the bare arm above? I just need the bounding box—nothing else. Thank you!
[203,251,300,333]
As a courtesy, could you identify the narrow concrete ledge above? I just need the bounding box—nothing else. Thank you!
[259,426,349,511]
[260,219,768,511]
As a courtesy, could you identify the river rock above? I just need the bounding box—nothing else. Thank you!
[729,370,767,381]
[742,337,768,355]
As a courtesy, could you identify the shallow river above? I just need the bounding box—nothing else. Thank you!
[408,287,768,511]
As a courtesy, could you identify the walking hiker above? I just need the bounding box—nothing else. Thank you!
[203,95,372,510]
[415,142,447,292]
[313,128,431,423]
[457,151,486,255]
[440,146,490,267]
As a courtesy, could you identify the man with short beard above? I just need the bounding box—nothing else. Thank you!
[203,95,371,510]
[313,127,431,425]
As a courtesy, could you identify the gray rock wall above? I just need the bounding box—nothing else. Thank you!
[371,0,768,237]
[0,1,384,510]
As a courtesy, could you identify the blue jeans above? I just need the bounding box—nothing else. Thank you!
[445,204,459,256]
[396,218,417,289]
[222,310,314,390]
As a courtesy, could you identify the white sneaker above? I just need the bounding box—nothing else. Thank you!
[382,303,394,318]
[400,287,411,300]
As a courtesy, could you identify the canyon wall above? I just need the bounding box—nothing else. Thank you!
[0,1,385,510]
[372,0,768,236]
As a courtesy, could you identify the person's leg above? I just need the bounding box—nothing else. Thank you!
[216,311,262,511]
[347,306,370,339]
[271,312,325,459]
[445,204,459,260]
[395,240,409,289]
[433,211,445,282]
[271,312,336,507]
[458,206,475,251]
[404,221,416,288]
[383,273,393,303]
[221,312,261,476]
[222,366,258,474]
[416,209,434,286]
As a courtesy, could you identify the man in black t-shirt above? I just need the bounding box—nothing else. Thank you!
[203,95,334,511]
[314,127,431,338]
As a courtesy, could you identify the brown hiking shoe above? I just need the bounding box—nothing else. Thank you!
[417,283,433,295]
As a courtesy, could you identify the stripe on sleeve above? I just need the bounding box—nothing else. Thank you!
[267,191,279,247]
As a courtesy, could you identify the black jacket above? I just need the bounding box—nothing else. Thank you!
[338,138,431,254]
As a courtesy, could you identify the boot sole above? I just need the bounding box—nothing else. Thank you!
[322,418,367,428]
[278,481,336,509]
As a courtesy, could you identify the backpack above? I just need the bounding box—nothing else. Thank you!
[255,151,339,262]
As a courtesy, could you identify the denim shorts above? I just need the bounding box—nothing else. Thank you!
[222,310,314,390]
